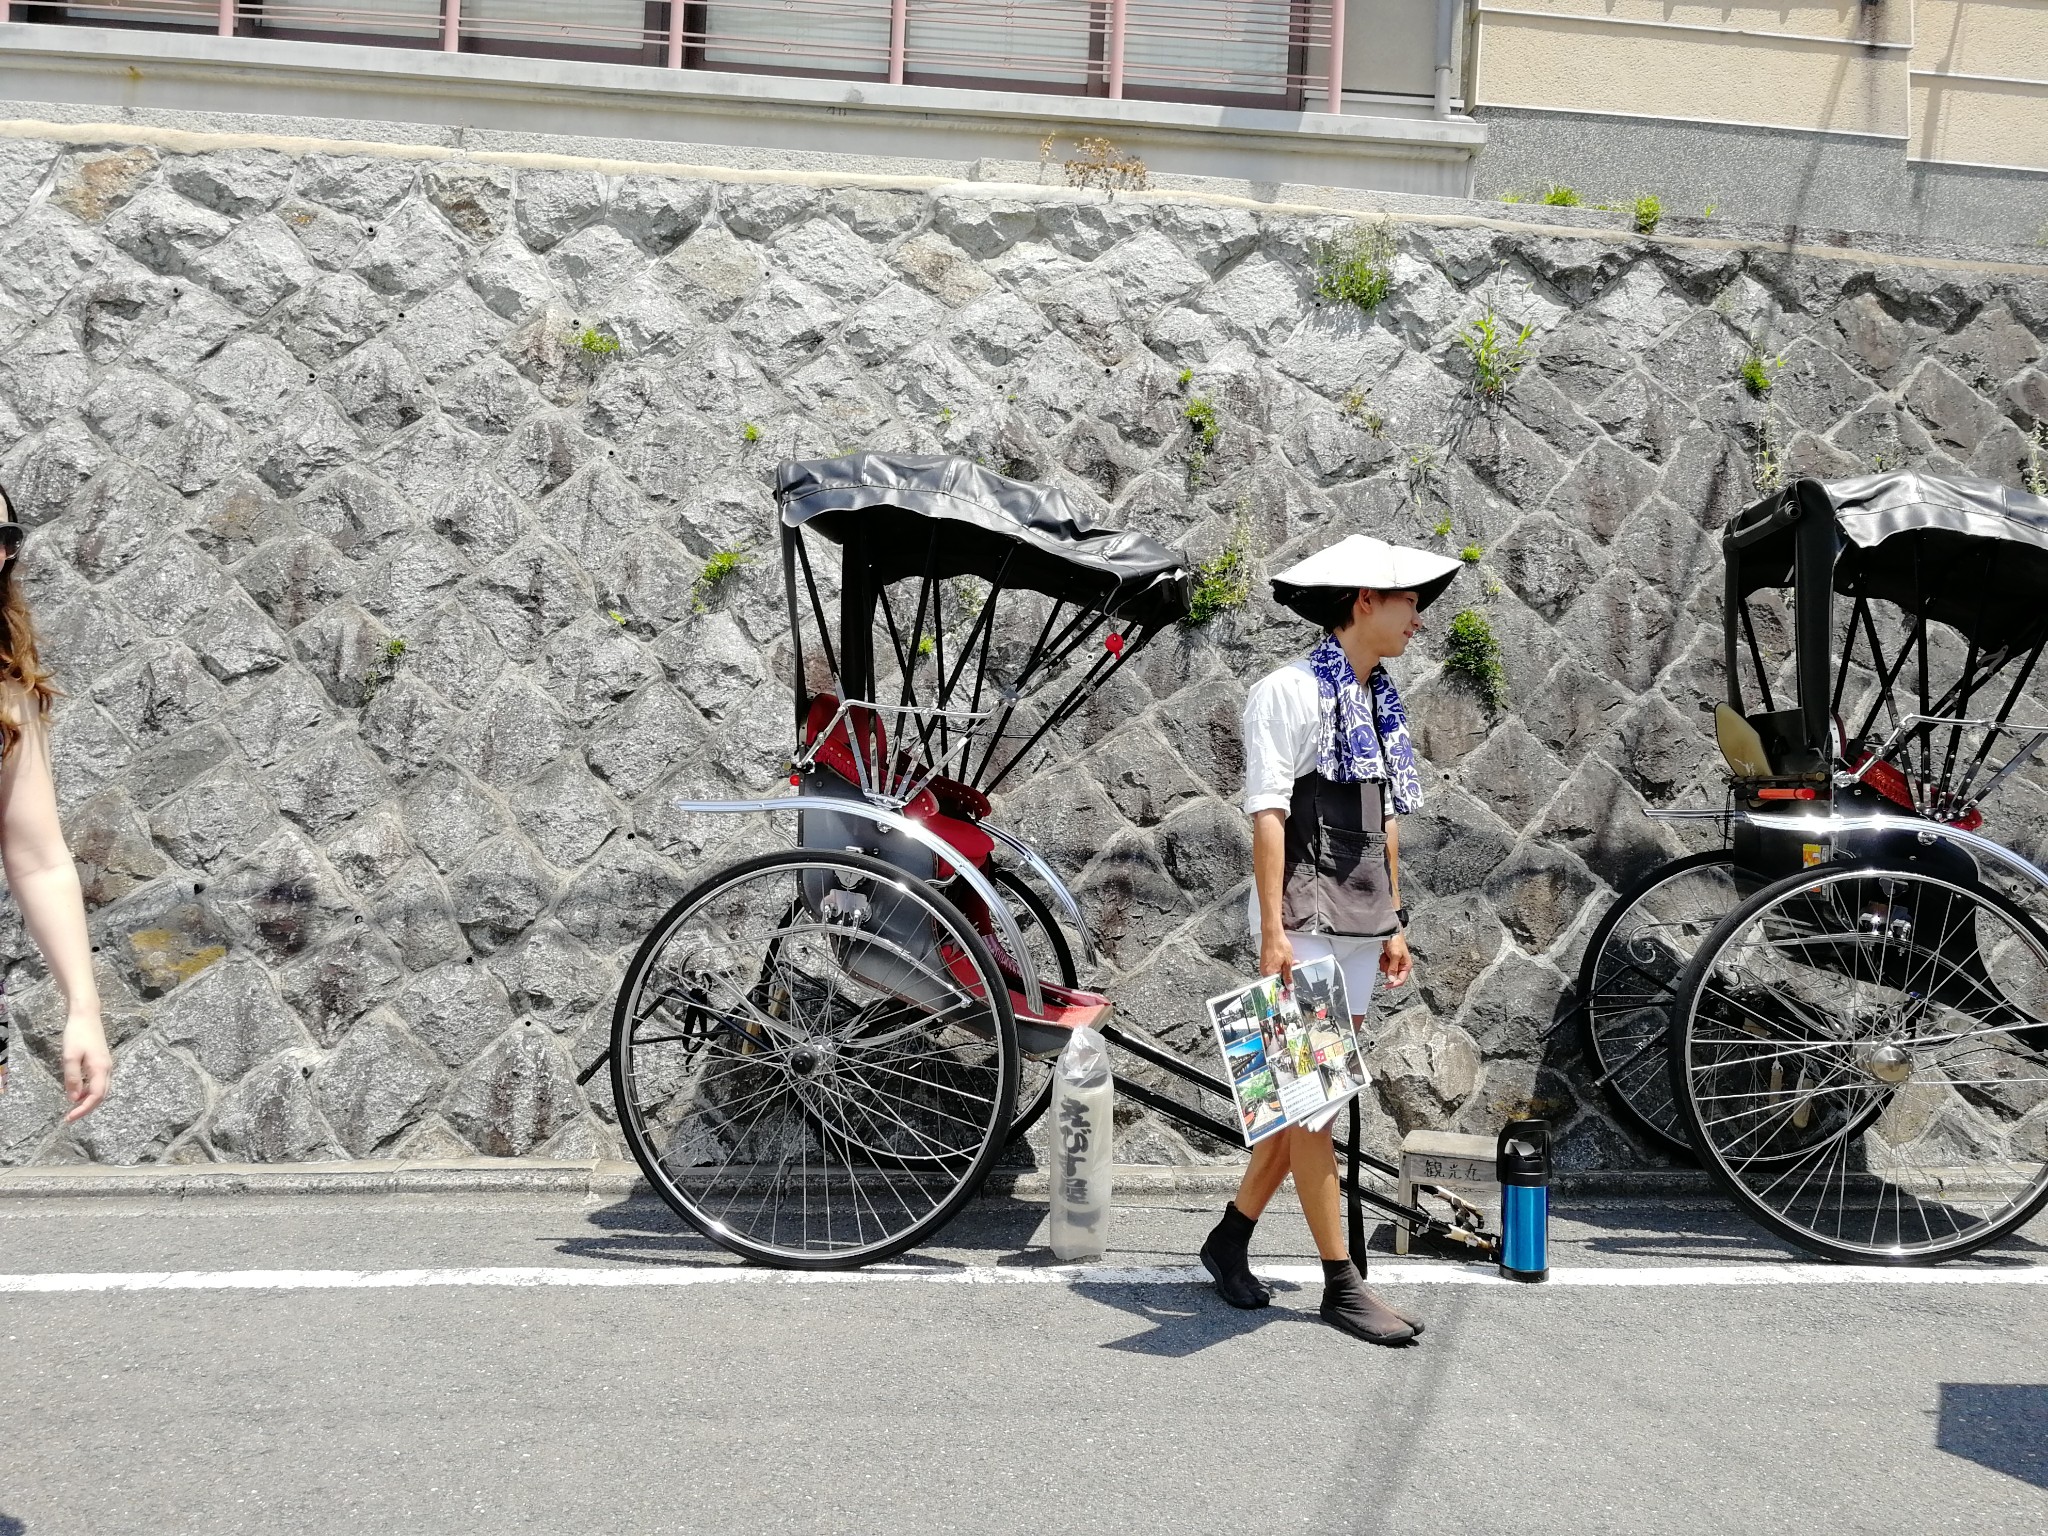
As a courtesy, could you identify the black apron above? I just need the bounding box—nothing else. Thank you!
[1278,685,1399,939]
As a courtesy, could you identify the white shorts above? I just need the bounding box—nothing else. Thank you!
[1288,932,1383,1024]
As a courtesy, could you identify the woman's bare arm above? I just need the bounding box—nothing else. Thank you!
[1,707,109,1119]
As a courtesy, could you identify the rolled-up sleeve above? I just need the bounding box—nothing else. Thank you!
[1240,664,1317,817]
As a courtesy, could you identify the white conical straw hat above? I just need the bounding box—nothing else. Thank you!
[1269,534,1464,617]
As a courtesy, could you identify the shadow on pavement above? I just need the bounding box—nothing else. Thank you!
[549,1198,731,1267]
[1074,1278,1304,1358]
[548,1193,1052,1271]
[0,1514,24,1535]
[1936,1384,2048,1489]
[1557,1198,2048,1266]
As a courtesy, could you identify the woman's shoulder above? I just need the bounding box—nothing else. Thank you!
[0,679,48,754]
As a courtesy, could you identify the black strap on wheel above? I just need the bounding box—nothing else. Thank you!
[1347,1095,1366,1276]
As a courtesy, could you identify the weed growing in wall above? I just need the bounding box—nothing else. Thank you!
[1739,354,1780,396]
[1632,195,1662,235]
[1752,412,1785,494]
[1457,309,1535,401]
[1460,544,1483,563]
[1542,185,1581,207]
[1056,135,1149,194]
[1443,609,1508,709]
[1312,220,1398,314]
[1342,390,1384,435]
[1403,443,1447,512]
[1183,393,1221,487]
[2027,425,2048,497]
[574,327,620,356]
[361,636,407,703]
[741,422,761,445]
[1184,520,1255,627]
[694,548,751,612]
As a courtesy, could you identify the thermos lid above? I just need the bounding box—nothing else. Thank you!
[1497,1118,1553,1186]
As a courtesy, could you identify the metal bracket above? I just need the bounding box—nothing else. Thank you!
[672,796,1044,1016]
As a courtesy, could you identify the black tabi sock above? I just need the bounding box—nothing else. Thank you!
[1199,1202,1271,1310]
[1319,1258,1417,1345]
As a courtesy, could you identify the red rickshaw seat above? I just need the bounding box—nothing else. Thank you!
[802,694,995,876]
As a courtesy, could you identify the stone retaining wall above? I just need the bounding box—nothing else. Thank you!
[2,122,2046,1171]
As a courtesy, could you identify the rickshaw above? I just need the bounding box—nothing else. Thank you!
[1579,471,2048,1263]
[588,453,1497,1269]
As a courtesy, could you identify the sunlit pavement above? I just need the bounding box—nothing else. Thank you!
[3,1189,2043,1535]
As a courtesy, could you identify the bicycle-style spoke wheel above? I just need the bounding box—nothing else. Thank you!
[1578,851,1746,1154]
[1671,867,2048,1264]
[988,864,1079,1143]
[612,849,1018,1269]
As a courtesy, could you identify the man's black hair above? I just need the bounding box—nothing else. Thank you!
[1298,585,1362,634]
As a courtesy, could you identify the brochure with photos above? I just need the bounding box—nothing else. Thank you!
[1206,957,1371,1147]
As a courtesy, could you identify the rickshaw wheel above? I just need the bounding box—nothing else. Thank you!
[1670,866,2048,1264]
[988,865,1080,1143]
[611,848,1019,1269]
[1577,850,1747,1156]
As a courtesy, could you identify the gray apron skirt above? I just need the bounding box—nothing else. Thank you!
[1277,700,1399,939]
[1279,771,1398,938]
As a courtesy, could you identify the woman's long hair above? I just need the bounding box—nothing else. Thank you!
[0,482,58,760]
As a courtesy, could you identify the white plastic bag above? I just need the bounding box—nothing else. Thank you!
[1047,1025,1114,1262]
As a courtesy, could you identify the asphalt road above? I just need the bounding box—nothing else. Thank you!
[2,1190,2044,1536]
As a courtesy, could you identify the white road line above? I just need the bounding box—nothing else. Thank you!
[0,1261,2044,1294]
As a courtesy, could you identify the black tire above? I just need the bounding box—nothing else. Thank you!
[988,865,1080,1143]
[612,848,1019,1269]
[1576,850,1745,1156]
[1668,865,2048,1265]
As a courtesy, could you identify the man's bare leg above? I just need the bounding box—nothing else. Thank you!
[1293,1127,1419,1344]
[1232,1130,1292,1219]
[1202,1131,1291,1309]
[1286,1126,1348,1259]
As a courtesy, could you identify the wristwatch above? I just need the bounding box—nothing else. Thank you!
[1394,904,1410,930]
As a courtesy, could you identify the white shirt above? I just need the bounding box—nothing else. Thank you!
[1240,659,1395,935]
[1240,660,1323,818]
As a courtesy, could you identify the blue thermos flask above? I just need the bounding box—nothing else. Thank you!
[1497,1119,1552,1282]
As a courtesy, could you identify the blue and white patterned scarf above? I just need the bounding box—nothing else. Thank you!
[1309,635,1424,814]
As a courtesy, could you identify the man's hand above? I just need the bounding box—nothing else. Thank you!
[1380,932,1413,988]
[1259,929,1296,988]
[61,1012,112,1123]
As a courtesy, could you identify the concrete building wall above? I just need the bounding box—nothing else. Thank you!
[0,21,1488,198]
[1911,0,2048,172]
[1,118,2045,1172]
[1467,0,2048,245]
[1473,8,1908,137]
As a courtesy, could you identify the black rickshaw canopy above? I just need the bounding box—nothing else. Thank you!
[1726,471,2048,652]
[777,453,1193,628]
[1722,471,2048,804]
[776,452,1195,795]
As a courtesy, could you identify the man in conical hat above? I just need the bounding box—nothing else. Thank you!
[1198,534,1462,1346]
